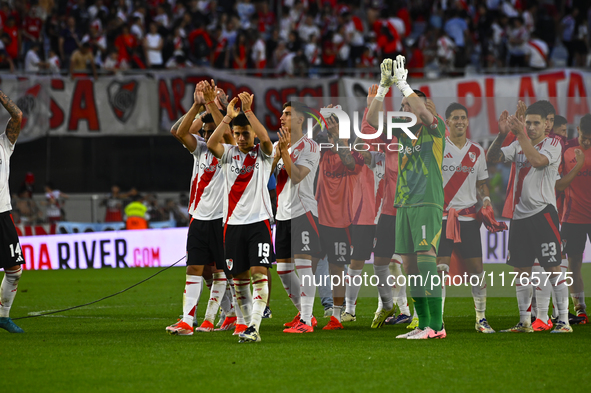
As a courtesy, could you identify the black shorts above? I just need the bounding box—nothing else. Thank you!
[351,224,376,260]
[0,212,24,269]
[507,205,561,268]
[373,214,396,258]
[275,213,322,260]
[318,224,351,266]
[438,219,482,259]
[224,220,275,275]
[561,222,591,257]
[187,218,225,271]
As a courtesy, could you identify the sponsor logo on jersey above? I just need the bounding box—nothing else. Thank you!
[324,170,352,178]
[107,80,138,122]
[442,165,475,173]
[419,239,429,246]
[576,169,591,176]
[200,162,221,172]
[230,162,260,174]
[444,152,453,159]
[337,256,347,262]
[233,155,240,160]
[260,257,270,264]
[301,245,311,251]
[401,144,422,156]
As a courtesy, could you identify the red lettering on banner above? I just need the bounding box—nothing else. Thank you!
[24,226,33,236]
[158,79,176,121]
[68,79,99,131]
[22,244,34,270]
[50,79,65,129]
[151,248,161,266]
[265,88,281,131]
[485,78,497,136]
[133,248,141,267]
[33,225,48,235]
[518,76,536,103]
[538,71,566,113]
[171,77,186,117]
[280,87,297,109]
[457,81,482,119]
[566,72,590,123]
[38,243,52,270]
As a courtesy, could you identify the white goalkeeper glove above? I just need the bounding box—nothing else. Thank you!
[376,58,396,101]
[394,55,413,97]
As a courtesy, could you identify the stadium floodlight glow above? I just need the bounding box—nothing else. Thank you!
[305,109,418,141]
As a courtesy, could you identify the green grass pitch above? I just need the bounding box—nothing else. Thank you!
[3,264,591,392]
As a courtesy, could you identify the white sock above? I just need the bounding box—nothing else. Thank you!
[229,279,245,325]
[516,282,533,326]
[374,264,393,311]
[220,283,235,316]
[345,267,362,315]
[182,275,203,326]
[550,273,570,325]
[389,261,409,315]
[204,272,227,323]
[441,282,446,315]
[333,305,342,322]
[571,292,586,313]
[277,262,301,312]
[0,267,22,318]
[471,271,487,320]
[295,258,315,325]
[251,273,269,331]
[233,278,252,326]
[412,307,418,319]
[532,263,550,321]
[376,296,383,313]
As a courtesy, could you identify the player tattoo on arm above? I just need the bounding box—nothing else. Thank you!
[0,90,22,144]
[336,139,356,170]
[477,180,491,207]
[486,136,505,164]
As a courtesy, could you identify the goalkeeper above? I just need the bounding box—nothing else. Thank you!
[366,56,447,339]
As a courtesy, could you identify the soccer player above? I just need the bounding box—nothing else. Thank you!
[166,82,239,336]
[487,104,572,333]
[207,92,275,343]
[316,114,365,330]
[368,56,447,339]
[273,101,321,333]
[556,114,591,324]
[0,90,24,333]
[438,102,494,333]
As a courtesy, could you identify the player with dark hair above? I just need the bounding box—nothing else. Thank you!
[488,104,572,333]
[207,92,275,343]
[0,90,24,333]
[552,115,568,138]
[368,56,447,339]
[556,114,591,324]
[274,101,321,333]
[439,102,494,333]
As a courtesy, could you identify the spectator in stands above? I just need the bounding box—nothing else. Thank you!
[44,182,68,224]
[3,16,19,64]
[573,16,589,67]
[146,194,167,223]
[89,0,109,21]
[71,0,91,36]
[70,42,98,79]
[20,172,36,199]
[237,0,256,30]
[232,32,248,69]
[130,16,144,41]
[114,24,145,69]
[59,16,81,70]
[561,8,578,66]
[81,25,107,69]
[251,31,267,73]
[506,16,529,67]
[22,7,43,57]
[12,186,42,225]
[24,42,47,72]
[101,184,124,223]
[124,194,149,230]
[443,9,469,68]
[164,198,190,227]
[144,23,164,69]
[526,31,549,70]
[0,40,15,72]
[436,28,456,74]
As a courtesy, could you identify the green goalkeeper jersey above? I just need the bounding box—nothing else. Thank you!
[393,116,446,210]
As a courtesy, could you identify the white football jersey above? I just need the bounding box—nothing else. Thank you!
[187,136,227,220]
[442,138,488,221]
[0,133,13,213]
[221,144,273,225]
[275,136,320,221]
[370,151,386,224]
[502,137,561,220]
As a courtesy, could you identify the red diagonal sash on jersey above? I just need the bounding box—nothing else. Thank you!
[191,156,219,211]
[513,162,532,213]
[188,175,199,213]
[225,147,259,225]
[529,40,547,63]
[443,144,481,210]
[277,141,305,196]
[374,176,385,217]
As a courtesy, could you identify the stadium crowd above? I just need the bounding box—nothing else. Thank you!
[0,0,589,76]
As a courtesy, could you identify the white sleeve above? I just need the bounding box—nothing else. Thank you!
[190,135,206,156]
[0,133,15,153]
[221,144,235,164]
[296,144,319,172]
[538,139,562,167]
[477,147,488,180]
[501,141,518,163]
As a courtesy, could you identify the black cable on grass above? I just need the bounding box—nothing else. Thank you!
[13,255,186,320]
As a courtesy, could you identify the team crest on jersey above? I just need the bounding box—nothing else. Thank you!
[249,150,258,158]
[107,80,139,123]
[292,149,301,161]
[469,152,476,162]
[226,258,233,270]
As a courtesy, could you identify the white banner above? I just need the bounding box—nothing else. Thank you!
[0,75,159,142]
[20,227,188,270]
[155,68,339,134]
[342,69,591,142]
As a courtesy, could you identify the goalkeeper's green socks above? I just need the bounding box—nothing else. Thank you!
[418,254,443,331]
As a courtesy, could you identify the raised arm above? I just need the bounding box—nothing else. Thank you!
[393,55,434,126]
[176,84,204,152]
[239,92,273,156]
[556,149,585,191]
[0,90,22,144]
[327,116,356,170]
[278,126,311,185]
[486,110,510,164]
[510,115,549,168]
[367,61,395,129]
[208,97,239,159]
